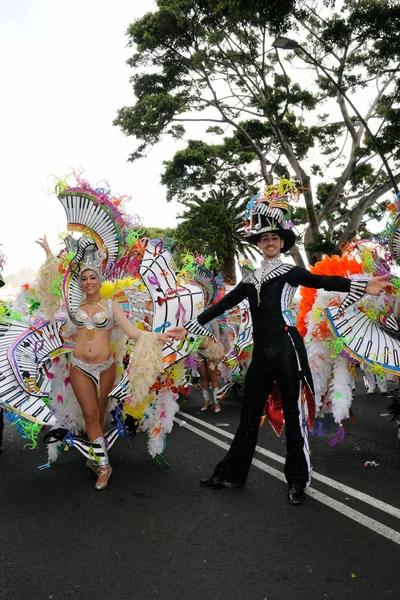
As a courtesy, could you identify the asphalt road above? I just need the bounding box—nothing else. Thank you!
[1,375,400,600]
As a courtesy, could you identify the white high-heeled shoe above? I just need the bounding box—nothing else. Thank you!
[200,400,212,411]
[95,464,113,490]
[90,436,112,490]
[200,389,212,412]
[212,390,221,413]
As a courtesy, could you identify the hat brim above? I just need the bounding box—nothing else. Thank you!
[246,228,296,253]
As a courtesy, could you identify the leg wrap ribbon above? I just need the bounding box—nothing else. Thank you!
[43,410,139,460]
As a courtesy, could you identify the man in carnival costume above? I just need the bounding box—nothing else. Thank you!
[170,182,392,505]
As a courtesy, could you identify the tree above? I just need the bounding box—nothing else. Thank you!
[115,0,400,265]
[141,226,176,245]
[173,189,258,282]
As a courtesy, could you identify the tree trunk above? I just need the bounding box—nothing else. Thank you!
[220,252,237,285]
[304,225,323,266]
[332,173,400,253]
[288,244,306,268]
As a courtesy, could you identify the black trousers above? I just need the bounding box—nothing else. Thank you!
[213,332,310,487]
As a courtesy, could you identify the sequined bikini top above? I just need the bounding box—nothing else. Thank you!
[75,299,114,331]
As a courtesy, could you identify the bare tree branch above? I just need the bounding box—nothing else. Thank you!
[333,173,400,251]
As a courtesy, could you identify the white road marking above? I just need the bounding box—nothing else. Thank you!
[177,410,400,520]
[175,414,400,546]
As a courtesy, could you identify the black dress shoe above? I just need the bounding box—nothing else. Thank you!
[200,476,243,489]
[288,484,305,505]
[200,476,225,488]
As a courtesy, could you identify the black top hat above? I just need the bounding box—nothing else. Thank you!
[245,194,296,252]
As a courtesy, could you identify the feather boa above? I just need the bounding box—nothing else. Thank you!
[46,355,85,462]
[128,332,165,402]
[36,257,62,322]
[328,356,353,423]
[144,388,180,458]
[303,271,375,423]
[206,342,226,370]
[297,254,364,337]
[124,361,184,457]
[303,288,335,415]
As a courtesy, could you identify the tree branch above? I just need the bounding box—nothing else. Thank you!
[333,173,400,251]
[288,244,306,268]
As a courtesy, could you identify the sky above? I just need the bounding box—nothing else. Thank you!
[0,1,393,281]
[0,0,186,277]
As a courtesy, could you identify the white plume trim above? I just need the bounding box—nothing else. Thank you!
[142,389,180,458]
[304,289,338,415]
[328,355,353,423]
[45,355,85,463]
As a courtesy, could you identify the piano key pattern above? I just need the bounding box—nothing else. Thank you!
[243,263,293,286]
[390,214,400,262]
[211,300,253,400]
[58,192,123,272]
[139,240,205,364]
[110,372,130,404]
[324,300,400,375]
[0,319,60,425]
[48,426,120,461]
[253,204,287,229]
[192,265,217,305]
[8,317,66,397]
[337,279,368,316]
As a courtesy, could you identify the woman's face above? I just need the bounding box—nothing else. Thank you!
[80,270,100,295]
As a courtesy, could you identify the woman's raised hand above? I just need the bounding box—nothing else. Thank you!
[35,235,52,259]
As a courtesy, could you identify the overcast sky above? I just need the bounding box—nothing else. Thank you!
[0,0,186,276]
[1,1,392,281]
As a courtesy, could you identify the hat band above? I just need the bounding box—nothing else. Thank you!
[247,226,283,237]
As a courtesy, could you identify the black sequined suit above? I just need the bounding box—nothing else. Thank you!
[186,262,357,489]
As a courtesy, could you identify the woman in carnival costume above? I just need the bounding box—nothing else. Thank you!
[198,319,224,413]
[170,180,392,505]
[196,270,226,413]
[0,173,223,491]
[183,255,254,413]
[35,234,173,490]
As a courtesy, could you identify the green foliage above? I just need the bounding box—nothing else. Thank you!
[317,182,336,206]
[161,136,260,203]
[305,233,336,255]
[141,226,176,241]
[173,189,258,280]
[291,206,308,226]
[115,0,400,264]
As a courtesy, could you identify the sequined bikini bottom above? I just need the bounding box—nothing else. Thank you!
[71,355,114,390]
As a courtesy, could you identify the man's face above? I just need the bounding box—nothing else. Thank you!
[257,232,284,259]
